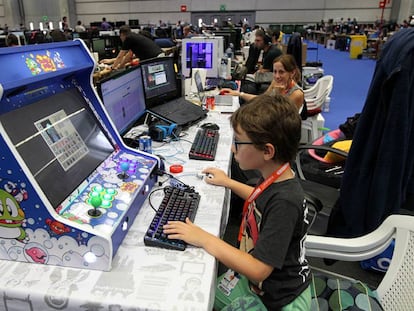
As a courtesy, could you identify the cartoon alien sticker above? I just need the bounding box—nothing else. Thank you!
[0,189,27,241]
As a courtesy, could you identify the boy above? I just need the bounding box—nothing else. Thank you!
[163,94,311,310]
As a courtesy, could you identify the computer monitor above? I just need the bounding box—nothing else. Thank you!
[97,66,147,135]
[129,19,140,28]
[90,21,102,28]
[140,56,178,107]
[91,38,106,57]
[281,24,295,35]
[115,21,126,28]
[181,37,224,78]
[0,87,114,209]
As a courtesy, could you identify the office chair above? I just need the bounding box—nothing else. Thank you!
[295,142,347,235]
[306,214,414,311]
[301,75,334,143]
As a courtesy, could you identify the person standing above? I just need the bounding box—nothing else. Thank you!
[61,16,69,31]
[101,17,112,31]
[101,26,164,69]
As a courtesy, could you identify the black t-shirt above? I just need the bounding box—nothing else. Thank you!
[246,178,311,310]
[122,33,163,60]
[262,44,283,71]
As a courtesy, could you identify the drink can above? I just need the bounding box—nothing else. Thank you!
[206,95,215,110]
[138,135,152,153]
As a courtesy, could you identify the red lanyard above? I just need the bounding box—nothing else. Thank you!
[238,162,290,242]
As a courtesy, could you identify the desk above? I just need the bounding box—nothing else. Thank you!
[0,110,237,310]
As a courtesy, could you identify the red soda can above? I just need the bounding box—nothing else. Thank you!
[206,95,215,110]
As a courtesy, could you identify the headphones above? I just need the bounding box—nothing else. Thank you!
[149,123,179,142]
[264,32,272,45]
[257,29,272,45]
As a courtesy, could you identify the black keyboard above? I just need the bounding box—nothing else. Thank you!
[206,77,224,88]
[189,128,219,161]
[144,186,200,251]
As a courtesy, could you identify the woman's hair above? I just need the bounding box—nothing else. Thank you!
[230,94,301,163]
[273,54,301,82]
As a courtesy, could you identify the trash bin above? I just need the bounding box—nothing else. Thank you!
[349,35,367,59]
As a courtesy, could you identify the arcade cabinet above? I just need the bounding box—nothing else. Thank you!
[0,40,160,271]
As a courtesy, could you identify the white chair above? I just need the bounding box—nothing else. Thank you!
[306,214,414,310]
[301,75,334,143]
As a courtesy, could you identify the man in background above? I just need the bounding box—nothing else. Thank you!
[101,17,112,31]
[101,26,164,69]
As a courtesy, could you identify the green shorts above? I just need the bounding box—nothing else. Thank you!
[214,269,311,311]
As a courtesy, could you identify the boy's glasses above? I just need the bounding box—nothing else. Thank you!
[233,139,254,151]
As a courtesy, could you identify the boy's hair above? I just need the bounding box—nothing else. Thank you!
[230,94,301,163]
[119,25,132,35]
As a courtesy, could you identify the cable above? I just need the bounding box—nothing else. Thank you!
[147,187,166,213]
[154,168,195,193]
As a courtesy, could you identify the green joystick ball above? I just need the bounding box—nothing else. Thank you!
[88,195,103,217]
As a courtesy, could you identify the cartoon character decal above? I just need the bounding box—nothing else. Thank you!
[4,181,28,202]
[46,219,71,236]
[0,189,27,242]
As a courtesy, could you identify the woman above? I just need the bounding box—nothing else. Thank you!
[223,54,304,112]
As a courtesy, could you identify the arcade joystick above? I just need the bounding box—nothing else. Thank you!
[88,196,103,217]
[118,161,130,180]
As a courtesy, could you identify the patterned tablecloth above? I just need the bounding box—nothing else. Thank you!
[0,107,238,311]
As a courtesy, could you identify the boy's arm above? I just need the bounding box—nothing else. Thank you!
[164,219,274,283]
[225,178,254,200]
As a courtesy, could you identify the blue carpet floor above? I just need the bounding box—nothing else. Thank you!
[305,41,377,132]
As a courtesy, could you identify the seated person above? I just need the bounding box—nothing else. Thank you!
[244,43,261,74]
[163,94,311,310]
[223,54,304,112]
[241,29,283,96]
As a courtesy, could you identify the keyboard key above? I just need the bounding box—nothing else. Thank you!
[189,128,219,161]
[144,186,200,251]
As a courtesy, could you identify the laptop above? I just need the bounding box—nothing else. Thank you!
[194,70,234,106]
[140,56,207,128]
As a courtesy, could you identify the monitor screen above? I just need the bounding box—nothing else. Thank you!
[282,24,295,34]
[129,19,140,28]
[115,21,126,28]
[186,41,214,69]
[0,88,114,208]
[140,56,178,107]
[97,66,147,134]
[91,38,106,56]
[181,37,223,78]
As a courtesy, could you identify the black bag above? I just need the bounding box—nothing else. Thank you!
[232,63,248,80]
[339,113,360,139]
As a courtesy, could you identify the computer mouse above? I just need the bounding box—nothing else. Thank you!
[200,123,220,130]
[219,90,230,95]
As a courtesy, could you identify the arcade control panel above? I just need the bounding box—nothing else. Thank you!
[56,150,158,234]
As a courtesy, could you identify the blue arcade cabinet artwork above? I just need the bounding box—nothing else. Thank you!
[0,40,160,271]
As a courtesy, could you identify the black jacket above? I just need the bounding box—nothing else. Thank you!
[329,28,414,237]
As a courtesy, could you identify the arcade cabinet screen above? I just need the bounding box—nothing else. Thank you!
[0,88,114,208]
[98,66,146,135]
[140,56,177,107]
[185,42,214,70]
